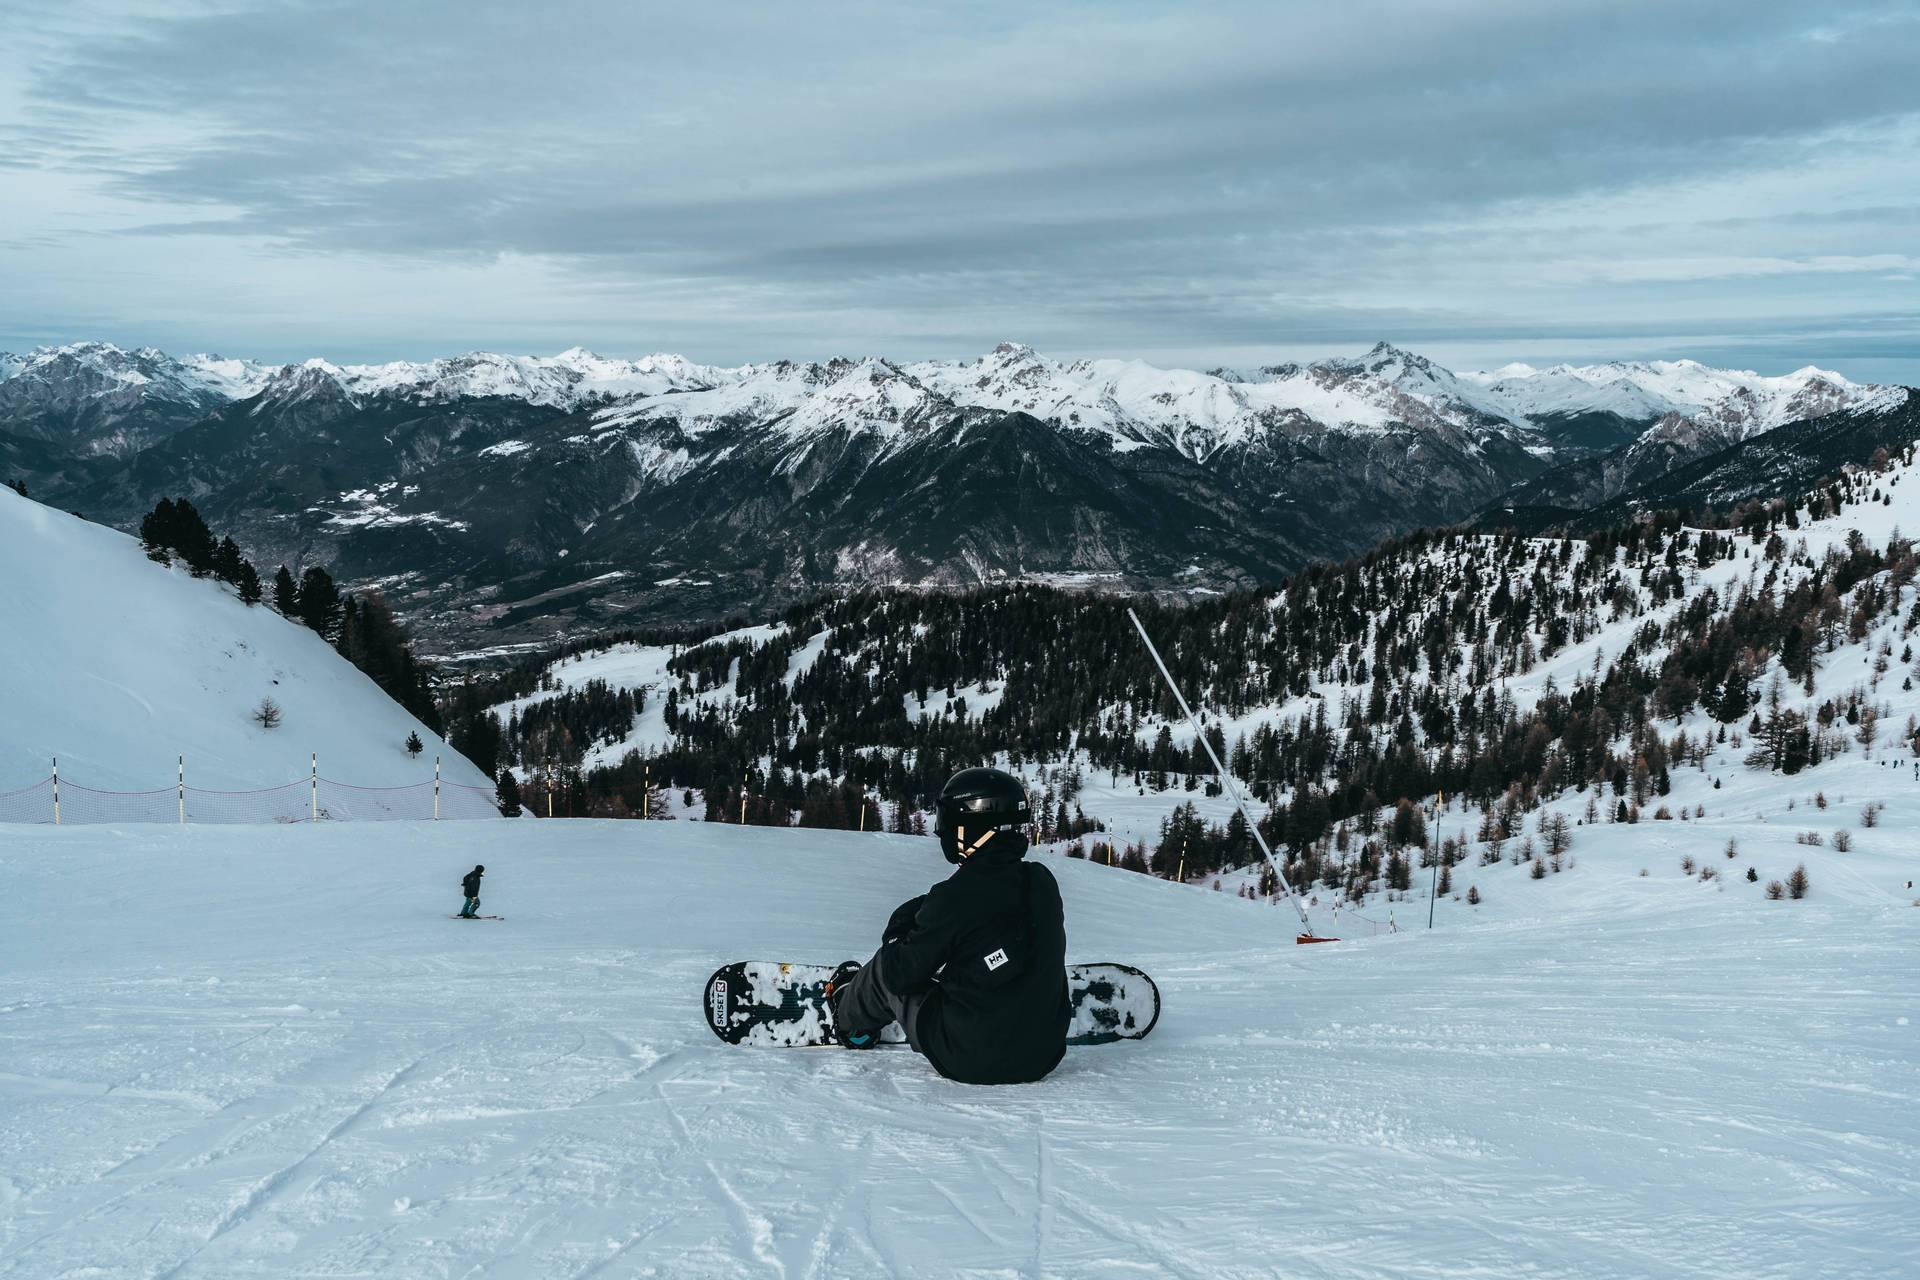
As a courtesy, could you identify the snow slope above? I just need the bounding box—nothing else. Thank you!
[1,815,1914,1278]
[0,488,491,794]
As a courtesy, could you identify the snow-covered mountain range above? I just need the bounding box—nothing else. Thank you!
[3,338,1892,457]
[2,338,1910,654]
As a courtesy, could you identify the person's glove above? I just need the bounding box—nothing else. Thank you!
[883,895,927,944]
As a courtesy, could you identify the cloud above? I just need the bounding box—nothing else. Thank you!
[3,0,1919,377]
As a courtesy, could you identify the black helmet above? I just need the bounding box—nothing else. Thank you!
[475,864,485,872]
[935,767,1032,863]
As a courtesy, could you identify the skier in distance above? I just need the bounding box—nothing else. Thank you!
[826,767,1071,1084]
[458,864,484,918]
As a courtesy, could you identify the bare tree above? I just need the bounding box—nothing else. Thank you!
[253,697,283,730]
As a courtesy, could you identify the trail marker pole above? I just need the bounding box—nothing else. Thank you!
[859,801,866,833]
[52,757,60,825]
[178,755,185,824]
[547,761,554,819]
[1427,791,1442,929]
[434,756,441,820]
[740,771,748,825]
[311,753,318,822]
[1128,609,1314,935]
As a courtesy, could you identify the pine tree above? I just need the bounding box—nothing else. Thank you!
[236,560,263,605]
[213,536,244,585]
[140,498,175,563]
[450,710,503,776]
[495,768,523,817]
[273,565,299,614]
[173,500,217,577]
[298,566,342,638]
[405,731,424,757]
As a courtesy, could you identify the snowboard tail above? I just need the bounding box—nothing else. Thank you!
[703,961,1159,1049]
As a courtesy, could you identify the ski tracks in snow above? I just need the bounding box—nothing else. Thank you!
[6,824,1920,1278]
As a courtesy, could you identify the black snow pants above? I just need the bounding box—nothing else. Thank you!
[835,953,929,1051]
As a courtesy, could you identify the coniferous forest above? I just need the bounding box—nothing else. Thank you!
[438,452,1920,895]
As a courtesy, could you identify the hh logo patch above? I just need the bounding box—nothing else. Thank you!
[984,948,1009,971]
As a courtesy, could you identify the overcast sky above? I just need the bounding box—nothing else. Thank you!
[3,0,1918,381]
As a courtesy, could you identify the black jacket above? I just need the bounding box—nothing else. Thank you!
[873,832,1070,1085]
[461,869,483,897]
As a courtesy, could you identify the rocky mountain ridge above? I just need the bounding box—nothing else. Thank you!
[2,338,1907,657]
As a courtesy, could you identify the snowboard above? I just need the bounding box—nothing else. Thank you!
[703,961,1159,1049]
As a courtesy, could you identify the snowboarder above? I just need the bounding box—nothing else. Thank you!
[458,864,485,918]
[825,767,1071,1085]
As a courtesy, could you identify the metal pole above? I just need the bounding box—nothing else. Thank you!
[547,761,553,819]
[434,755,441,820]
[740,771,747,825]
[311,753,318,822]
[645,762,651,819]
[52,757,60,825]
[178,755,185,824]
[1129,608,1312,931]
[1427,791,1442,929]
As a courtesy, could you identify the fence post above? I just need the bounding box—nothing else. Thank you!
[645,763,651,819]
[311,753,318,822]
[546,761,553,819]
[178,755,185,824]
[52,757,60,825]
[860,801,866,833]
[434,755,441,821]
[740,771,747,825]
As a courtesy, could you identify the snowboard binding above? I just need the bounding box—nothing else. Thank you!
[825,961,881,1050]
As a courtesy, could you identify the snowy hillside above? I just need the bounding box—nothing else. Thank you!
[453,443,1920,921]
[2,815,1913,1277]
[0,487,492,797]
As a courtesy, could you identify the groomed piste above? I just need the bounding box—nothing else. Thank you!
[3,817,1914,1278]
